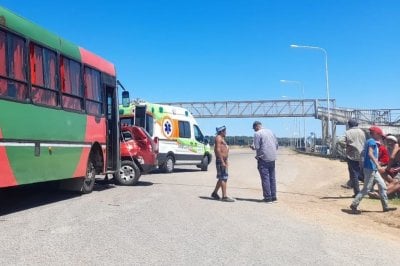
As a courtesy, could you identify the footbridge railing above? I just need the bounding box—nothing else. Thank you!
[317,107,400,126]
[159,99,331,118]
[159,99,400,153]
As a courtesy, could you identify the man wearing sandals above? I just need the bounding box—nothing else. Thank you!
[211,126,235,202]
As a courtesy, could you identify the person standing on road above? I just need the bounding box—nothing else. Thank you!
[211,126,235,202]
[350,126,396,214]
[250,121,278,203]
[344,119,366,197]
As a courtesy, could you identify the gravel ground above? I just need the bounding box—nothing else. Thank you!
[1,148,400,265]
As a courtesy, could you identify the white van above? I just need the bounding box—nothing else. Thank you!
[119,101,211,173]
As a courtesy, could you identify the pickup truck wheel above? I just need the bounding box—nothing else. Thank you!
[115,160,141,186]
[161,155,174,173]
[200,156,209,171]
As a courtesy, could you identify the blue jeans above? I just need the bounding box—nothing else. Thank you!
[352,168,388,209]
[347,159,362,195]
[257,160,276,200]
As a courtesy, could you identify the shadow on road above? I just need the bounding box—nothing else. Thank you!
[321,196,354,200]
[341,208,382,215]
[198,196,218,201]
[93,182,117,191]
[151,168,202,174]
[199,196,265,203]
[134,181,154,187]
[154,182,214,188]
[277,190,320,197]
[234,197,264,203]
[341,209,360,215]
[0,182,115,216]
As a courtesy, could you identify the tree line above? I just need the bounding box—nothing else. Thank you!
[205,136,324,147]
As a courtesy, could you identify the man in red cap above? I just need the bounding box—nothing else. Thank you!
[350,126,396,214]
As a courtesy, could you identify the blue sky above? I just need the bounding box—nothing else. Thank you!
[3,0,400,138]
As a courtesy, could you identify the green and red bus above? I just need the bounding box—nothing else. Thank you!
[0,6,124,193]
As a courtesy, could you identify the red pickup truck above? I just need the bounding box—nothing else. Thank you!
[115,126,159,185]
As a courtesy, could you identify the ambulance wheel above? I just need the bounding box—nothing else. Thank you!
[200,156,209,171]
[161,155,175,173]
[116,160,141,186]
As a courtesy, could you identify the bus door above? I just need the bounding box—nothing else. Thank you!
[105,82,119,173]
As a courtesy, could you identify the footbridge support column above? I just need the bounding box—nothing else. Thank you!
[321,118,329,146]
[321,117,338,155]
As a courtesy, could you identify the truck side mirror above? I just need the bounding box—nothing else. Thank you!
[122,91,130,107]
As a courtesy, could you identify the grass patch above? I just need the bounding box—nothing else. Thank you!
[366,196,400,206]
[389,198,400,206]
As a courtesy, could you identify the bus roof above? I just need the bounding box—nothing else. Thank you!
[0,6,115,76]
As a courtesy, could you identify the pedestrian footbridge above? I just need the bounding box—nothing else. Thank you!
[159,99,400,151]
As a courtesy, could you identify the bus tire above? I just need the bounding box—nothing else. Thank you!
[161,155,174,173]
[116,160,141,186]
[81,157,96,194]
[200,156,209,171]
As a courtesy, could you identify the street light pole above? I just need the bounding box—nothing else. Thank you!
[280,79,306,150]
[290,44,331,151]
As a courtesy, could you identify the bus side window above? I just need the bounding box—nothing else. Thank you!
[0,30,27,101]
[0,31,7,96]
[30,43,58,107]
[8,33,27,101]
[84,66,103,115]
[60,56,83,111]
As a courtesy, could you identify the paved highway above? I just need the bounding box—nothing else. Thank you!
[1,148,400,265]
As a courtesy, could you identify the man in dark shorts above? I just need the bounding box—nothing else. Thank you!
[211,125,234,202]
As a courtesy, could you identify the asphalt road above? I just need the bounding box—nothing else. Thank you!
[1,148,400,265]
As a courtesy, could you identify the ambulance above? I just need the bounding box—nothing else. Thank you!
[119,101,212,173]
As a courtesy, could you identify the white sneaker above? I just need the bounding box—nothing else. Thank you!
[221,197,235,202]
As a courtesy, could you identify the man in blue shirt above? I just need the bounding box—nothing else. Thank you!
[250,121,278,203]
[350,126,396,214]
